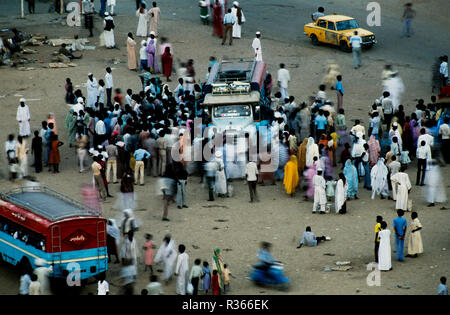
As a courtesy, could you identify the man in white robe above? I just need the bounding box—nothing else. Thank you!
[252,31,263,62]
[103,13,115,48]
[175,244,189,295]
[86,73,98,108]
[231,2,245,39]
[277,63,290,101]
[313,168,327,213]
[390,170,411,211]
[154,235,177,282]
[17,98,31,137]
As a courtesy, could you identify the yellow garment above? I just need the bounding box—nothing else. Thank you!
[330,132,338,149]
[297,138,308,172]
[284,155,299,195]
[375,223,381,242]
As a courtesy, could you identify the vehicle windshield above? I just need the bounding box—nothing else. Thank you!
[213,105,252,118]
[336,19,359,31]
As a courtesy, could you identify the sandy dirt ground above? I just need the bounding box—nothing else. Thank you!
[0,2,449,295]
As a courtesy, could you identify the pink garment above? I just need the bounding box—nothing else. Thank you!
[304,164,317,199]
[144,241,154,266]
[367,135,380,167]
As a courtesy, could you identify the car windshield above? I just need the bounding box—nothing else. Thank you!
[213,105,252,118]
[336,19,359,31]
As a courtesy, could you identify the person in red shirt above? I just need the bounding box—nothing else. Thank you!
[211,270,220,295]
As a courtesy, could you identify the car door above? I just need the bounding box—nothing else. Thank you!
[324,21,339,46]
[315,19,327,42]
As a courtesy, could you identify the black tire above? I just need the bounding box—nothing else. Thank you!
[310,34,319,46]
[340,41,351,53]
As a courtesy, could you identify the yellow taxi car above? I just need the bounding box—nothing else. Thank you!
[304,15,376,52]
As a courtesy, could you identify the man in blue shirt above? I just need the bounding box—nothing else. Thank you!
[134,146,151,185]
[393,209,408,261]
[335,75,344,110]
[222,8,236,46]
[314,109,327,142]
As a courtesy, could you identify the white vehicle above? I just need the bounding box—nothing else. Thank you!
[202,58,267,142]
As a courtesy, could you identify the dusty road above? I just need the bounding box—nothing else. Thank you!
[0,0,449,295]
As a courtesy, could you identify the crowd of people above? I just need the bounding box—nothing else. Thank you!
[4,1,449,296]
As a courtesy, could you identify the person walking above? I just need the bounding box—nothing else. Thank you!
[221,8,236,45]
[393,209,407,262]
[252,31,262,61]
[231,2,245,39]
[82,0,95,37]
[245,159,259,203]
[402,3,416,38]
[174,161,188,209]
[416,140,431,186]
[277,63,290,101]
[349,31,362,69]
[189,259,202,296]
[335,75,344,110]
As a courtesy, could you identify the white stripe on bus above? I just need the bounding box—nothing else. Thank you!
[0,237,106,265]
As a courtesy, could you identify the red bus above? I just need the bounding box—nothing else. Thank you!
[0,185,107,280]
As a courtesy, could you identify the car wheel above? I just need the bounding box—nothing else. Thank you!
[310,34,319,46]
[340,41,351,53]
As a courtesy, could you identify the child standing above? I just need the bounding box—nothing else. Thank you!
[211,269,220,295]
[31,130,43,173]
[222,264,232,293]
[143,233,155,273]
[189,259,202,296]
[201,261,211,294]
[48,133,63,173]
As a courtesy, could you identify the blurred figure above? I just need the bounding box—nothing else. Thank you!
[154,234,177,283]
[33,259,53,295]
[424,160,447,207]
[402,3,416,37]
[106,219,120,263]
[147,275,164,295]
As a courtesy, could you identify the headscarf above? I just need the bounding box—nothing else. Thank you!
[283,155,299,195]
[297,137,308,172]
[343,159,358,197]
[370,158,388,197]
[212,248,224,289]
[367,135,380,167]
[305,137,319,167]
